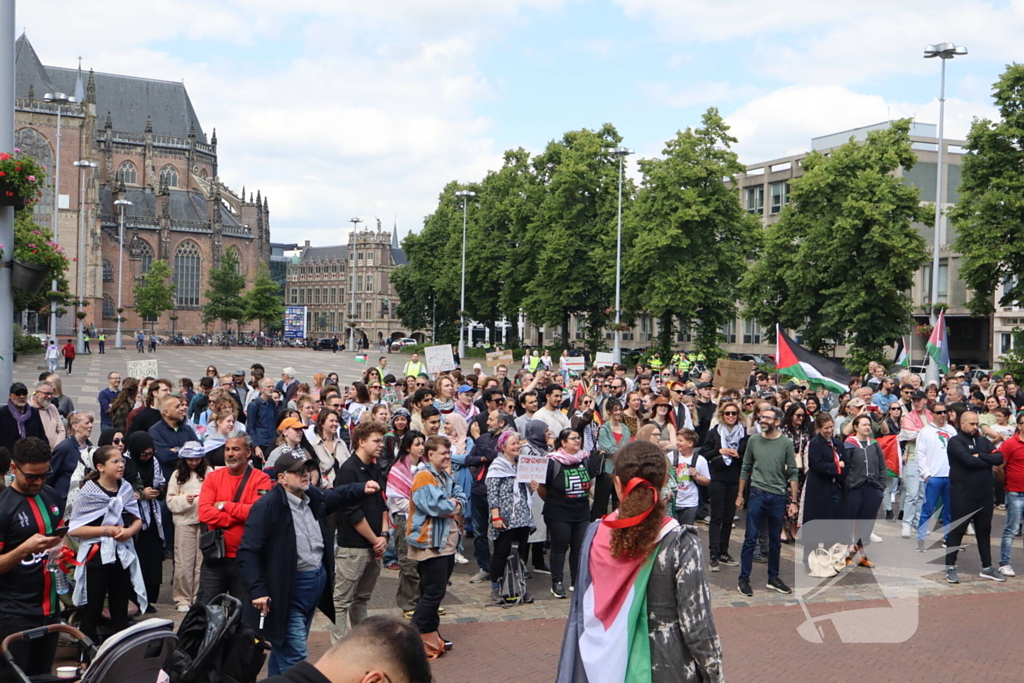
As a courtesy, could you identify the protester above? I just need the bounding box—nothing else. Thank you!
[593,398,630,521]
[166,441,208,612]
[127,431,166,611]
[703,401,745,571]
[802,413,848,568]
[670,429,710,528]
[311,409,350,489]
[60,339,76,375]
[268,416,313,470]
[915,403,956,552]
[127,378,171,436]
[150,394,200,480]
[0,383,46,461]
[44,339,59,374]
[109,378,139,434]
[98,372,121,431]
[486,430,537,604]
[48,410,94,500]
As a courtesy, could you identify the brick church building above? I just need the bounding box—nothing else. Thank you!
[14,34,270,337]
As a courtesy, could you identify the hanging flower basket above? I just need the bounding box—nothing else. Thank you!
[915,324,933,337]
[0,180,26,210]
[11,257,51,292]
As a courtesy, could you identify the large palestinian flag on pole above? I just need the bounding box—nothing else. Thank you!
[775,325,851,394]
[926,310,950,373]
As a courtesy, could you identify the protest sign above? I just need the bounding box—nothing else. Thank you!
[516,454,549,484]
[594,352,614,368]
[126,359,159,380]
[563,356,585,372]
[714,359,753,391]
[486,350,514,367]
[424,344,457,374]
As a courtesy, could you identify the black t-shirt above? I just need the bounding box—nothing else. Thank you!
[542,456,602,523]
[0,485,65,617]
[334,456,387,548]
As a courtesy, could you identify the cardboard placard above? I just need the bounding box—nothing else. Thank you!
[486,350,515,367]
[594,352,615,368]
[424,344,457,374]
[563,356,585,372]
[126,359,159,380]
[714,359,753,391]
[516,455,549,484]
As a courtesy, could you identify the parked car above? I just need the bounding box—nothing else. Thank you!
[390,337,418,351]
[314,338,335,350]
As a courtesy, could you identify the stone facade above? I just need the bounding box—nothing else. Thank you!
[14,34,270,337]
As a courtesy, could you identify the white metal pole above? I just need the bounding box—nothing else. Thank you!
[348,217,361,351]
[613,153,624,365]
[115,202,126,348]
[75,165,88,352]
[926,58,947,387]
[459,199,467,359]
[0,0,14,393]
[49,103,61,340]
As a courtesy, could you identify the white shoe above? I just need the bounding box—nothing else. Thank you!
[176,604,190,613]
[454,552,469,565]
[1000,565,1016,577]
[870,532,883,543]
[965,524,975,536]
[901,524,911,539]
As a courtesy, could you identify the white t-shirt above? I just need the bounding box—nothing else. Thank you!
[673,453,709,509]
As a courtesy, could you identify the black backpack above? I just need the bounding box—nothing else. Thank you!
[165,595,267,683]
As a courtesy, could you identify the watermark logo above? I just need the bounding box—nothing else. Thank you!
[794,513,974,644]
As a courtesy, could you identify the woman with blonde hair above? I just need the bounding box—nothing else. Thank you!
[46,374,75,417]
[311,372,327,401]
[622,391,644,437]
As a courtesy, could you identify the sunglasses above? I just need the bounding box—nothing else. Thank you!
[933,410,947,415]
[113,437,124,444]
[723,411,739,416]
[16,465,53,482]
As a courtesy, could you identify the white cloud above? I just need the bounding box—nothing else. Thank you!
[640,81,762,109]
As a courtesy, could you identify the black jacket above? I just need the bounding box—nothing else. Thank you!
[236,482,370,645]
[465,430,501,499]
[803,435,848,525]
[0,406,46,466]
[263,661,331,683]
[948,431,1003,501]
[702,427,746,484]
[695,401,716,443]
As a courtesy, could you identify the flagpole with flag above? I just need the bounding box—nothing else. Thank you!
[775,325,851,394]
[925,311,950,375]
[893,336,910,368]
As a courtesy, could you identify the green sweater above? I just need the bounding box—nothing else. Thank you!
[740,432,798,496]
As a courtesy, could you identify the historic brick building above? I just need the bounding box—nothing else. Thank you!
[14,34,270,337]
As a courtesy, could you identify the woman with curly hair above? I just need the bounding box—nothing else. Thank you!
[556,440,723,683]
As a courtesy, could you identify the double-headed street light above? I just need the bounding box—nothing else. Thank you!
[923,42,967,385]
[608,146,633,365]
[113,199,132,349]
[72,160,96,353]
[43,92,77,340]
[454,189,476,360]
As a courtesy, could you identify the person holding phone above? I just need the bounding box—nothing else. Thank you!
[0,438,66,681]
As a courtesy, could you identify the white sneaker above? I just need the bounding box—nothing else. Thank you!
[454,552,469,565]
[965,524,975,536]
[870,532,883,543]
[901,524,911,539]
[1000,565,1016,577]
[176,605,190,613]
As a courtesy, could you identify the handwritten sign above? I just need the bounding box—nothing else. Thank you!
[594,352,615,368]
[126,359,159,380]
[516,455,549,484]
[563,356,585,372]
[424,344,457,374]
[486,350,514,367]
[714,359,753,391]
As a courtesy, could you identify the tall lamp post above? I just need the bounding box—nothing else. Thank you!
[113,198,132,349]
[608,146,633,365]
[454,189,476,359]
[72,160,96,353]
[348,217,362,351]
[43,92,77,340]
[924,42,967,385]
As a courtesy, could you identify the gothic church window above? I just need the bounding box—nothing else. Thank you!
[174,240,202,307]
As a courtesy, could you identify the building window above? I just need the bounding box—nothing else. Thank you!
[118,161,138,185]
[340,287,345,300]
[306,288,312,305]
[298,288,304,305]
[103,294,115,320]
[745,186,764,214]
[314,288,320,305]
[102,259,114,282]
[743,319,762,345]
[174,240,202,307]
[1002,333,1015,355]
[357,252,363,265]
[356,275,363,292]
[923,261,949,302]
[676,330,692,342]
[720,319,737,344]
[769,181,788,214]
[291,287,298,305]
[228,247,241,275]
[138,242,153,275]
[366,252,374,266]
[356,302,362,319]
[159,165,178,188]
[366,275,373,292]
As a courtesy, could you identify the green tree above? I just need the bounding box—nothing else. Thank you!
[522,125,628,353]
[622,109,761,362]
[203,248,246,334]
[950,64,1024,315]
[739,119,930,373]
[243,262,285,333]
[133,259,175,330]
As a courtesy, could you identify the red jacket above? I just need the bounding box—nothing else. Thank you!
[999,434,1024,493]
[61,343,75,359]
[198,466,272,557]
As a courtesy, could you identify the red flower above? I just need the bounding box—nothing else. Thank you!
[0,153,10,161]
[0,171,6,177]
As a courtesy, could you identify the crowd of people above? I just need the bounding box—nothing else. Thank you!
[2,345,1020,682]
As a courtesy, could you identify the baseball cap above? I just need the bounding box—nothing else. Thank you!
[9,382,27,396]
[695,381,712,389]
[232,369,245,377]
[912,390,928,400]
[273,453,314,479]
[457,385,474,395]
[278,416,306,433]
[849,398,866,408]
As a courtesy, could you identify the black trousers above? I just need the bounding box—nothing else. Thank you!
[135,523,163,605]
[412,554,455,634]
[196,557,247,605]
[590,473,618,521]
[546,517,588,586]
[708,480,739,559]
[63,357,73,373]
[847,486,884,548]
[947,494,994,567]
[0,614,59,683]
[79,561,132,644]
[489,527,529,584]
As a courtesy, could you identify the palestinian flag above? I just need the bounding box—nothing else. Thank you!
[578,517,679,683]
[877,434,902,477]
[354,353,368,364]
[926,311,950,373]
[893,336,909,368]
[775,325,850,394]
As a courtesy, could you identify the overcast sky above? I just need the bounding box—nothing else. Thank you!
[19,0,1014,246]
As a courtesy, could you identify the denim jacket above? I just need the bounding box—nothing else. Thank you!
[406,463,468,550]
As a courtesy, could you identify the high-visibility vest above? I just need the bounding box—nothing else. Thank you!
[403,361,426,377]
[529,355,542,372]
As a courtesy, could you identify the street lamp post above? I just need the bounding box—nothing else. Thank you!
[924,42,967,384]
[348,217,362,352]
[454,190,476,359]
[608,147,633,365]
[113,199,132,349]
[72,160,96,353]
[43,92,76,340]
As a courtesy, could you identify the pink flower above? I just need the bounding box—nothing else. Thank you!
[27,175,35,182]
[13,148,20,153]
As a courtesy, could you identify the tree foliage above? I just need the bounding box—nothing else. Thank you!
[950,63,1024,316]
[740,119,930,372]
[622,109,760,362]
[203,248,247,332]
[244,262,284,332]
[133,259,175,328]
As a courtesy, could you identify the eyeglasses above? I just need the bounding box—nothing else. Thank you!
[140,449,155,457]
[16,465,53,482]
[566,435,581,441]
[933,410,947,415]
[723,411,739,416]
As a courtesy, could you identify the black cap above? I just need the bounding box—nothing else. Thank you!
[912,390,928,400]
[785,381,802,391]
[696,381,712,389]
[273,454,314,480]
[232,369,245,377]
[9,382,27,395]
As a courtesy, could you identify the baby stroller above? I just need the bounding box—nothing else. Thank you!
[164,595,267,683]
[0,619,177,683]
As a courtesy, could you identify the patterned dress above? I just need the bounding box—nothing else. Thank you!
[782,425,811,526]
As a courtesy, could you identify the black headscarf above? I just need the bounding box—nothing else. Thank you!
[98,428,121,448]
[126,431,156,488]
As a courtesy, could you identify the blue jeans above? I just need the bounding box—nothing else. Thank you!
[900,457,922,530]
[268,566,327,676]
[471,492,491,573]
[917,476,951,541]
[882,475,900,512]
[740,488,786,582]
[1000,491,1024,567]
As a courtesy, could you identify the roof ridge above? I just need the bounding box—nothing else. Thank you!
[45,65,185,88]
